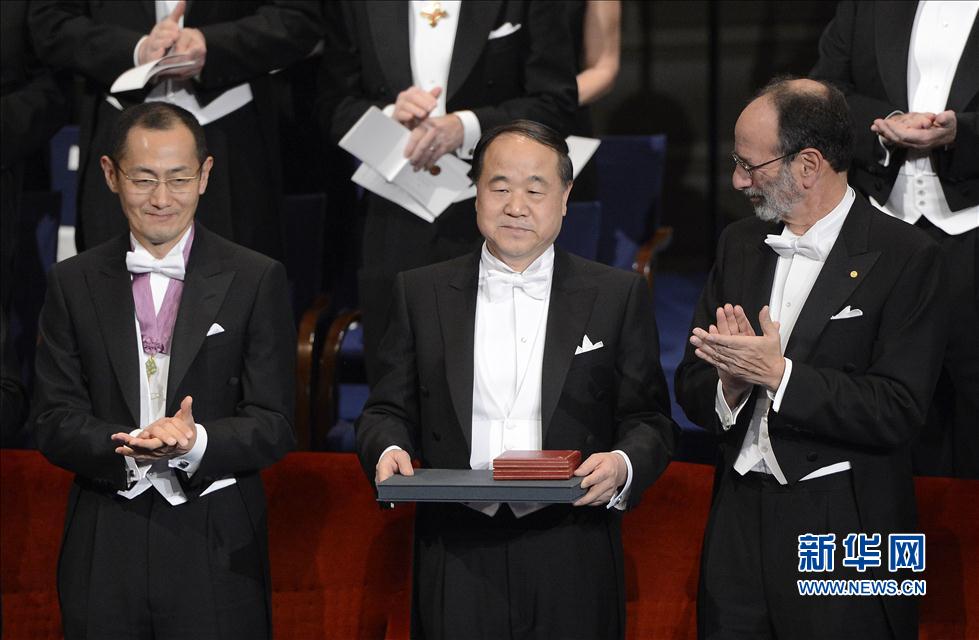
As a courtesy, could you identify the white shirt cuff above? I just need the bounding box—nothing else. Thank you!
[133,35,148,66]
[714,380,751,430]
[379,445,404,465]
[767,358,792,413]
[606,450,633,511]
[877,110,904,167]
[454,110,481,159]
[123,427,152,484]
[168,423,207,476]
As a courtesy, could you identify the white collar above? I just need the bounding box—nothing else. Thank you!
[129,224,193,266]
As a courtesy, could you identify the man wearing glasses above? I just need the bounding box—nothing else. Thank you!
[676,78,947,639]
[32,102,296,639]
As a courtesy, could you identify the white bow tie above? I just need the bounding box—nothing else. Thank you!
[764,233,824,261]
[484,268,550,302]
[126,251,186,280]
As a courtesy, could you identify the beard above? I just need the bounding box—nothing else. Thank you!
[744,162,803,222]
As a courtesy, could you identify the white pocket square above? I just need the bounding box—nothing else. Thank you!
[575,334,604,355]
[830,306,863,320]
[488,22,521,40]
[206,323,225,337]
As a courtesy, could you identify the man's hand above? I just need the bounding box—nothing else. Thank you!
[403,114,464,171]
[690,306,786,392]
[871,110,957,150]
[111,396,197,461]
[573,452,627,507]
[375,448,414,484]
[707,304,755,406]
[392,86,441,128]
[159,27,206,80]
[137,0,184,64]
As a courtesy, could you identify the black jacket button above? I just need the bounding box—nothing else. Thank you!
[806,452,818,462]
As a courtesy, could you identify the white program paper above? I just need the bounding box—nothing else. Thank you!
[110,54,197,94]
[340,106,473,221]
[566,136,601,179]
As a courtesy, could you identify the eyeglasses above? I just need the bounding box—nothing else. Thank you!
[731,150,798,177]
[113,160,203,194]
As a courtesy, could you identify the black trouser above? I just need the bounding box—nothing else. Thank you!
[698,469,894,640]
[58,485,268,640]
[412,502,624,640]
[911,221,979,478]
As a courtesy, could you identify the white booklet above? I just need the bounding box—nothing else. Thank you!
[110,53,197,93]
[339,106,473,221]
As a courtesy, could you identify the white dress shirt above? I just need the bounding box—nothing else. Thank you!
[872,1,979,235]
[716,187,856,484]
[117,226,236,504]
[122,0,254,125]
[382,1,480,158]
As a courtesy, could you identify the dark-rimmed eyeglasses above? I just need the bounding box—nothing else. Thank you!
[731,150,798,177]
[112,159,203,194]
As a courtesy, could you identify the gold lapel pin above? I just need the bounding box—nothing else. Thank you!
[850,270,858,278]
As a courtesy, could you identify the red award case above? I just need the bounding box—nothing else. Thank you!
[492,450,582,480]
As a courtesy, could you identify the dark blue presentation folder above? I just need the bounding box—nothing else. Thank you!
[377,469,586,503]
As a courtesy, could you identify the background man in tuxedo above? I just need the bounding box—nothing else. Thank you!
[32,102,295,639]
[356,120,677,639]
[675,78,948,640]
[810,0,979,478]
[29,0,322,257]
[318,0,579,383]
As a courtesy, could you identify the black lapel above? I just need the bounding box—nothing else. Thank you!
[947,18,979,110]
[742,227,779,333]
[541,250,597,441]
[874,2,917,110]
[446,0,503,105]
[166,226,234,414]
[437,252,480,453]
[784,199,881,363]
[88,235,141,426]
[366,1,413,97]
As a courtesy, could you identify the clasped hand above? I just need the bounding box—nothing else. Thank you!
[393,86,464,171]
[689,304,786,404]
[871,110,957,151]
[136,0,206,80]
[111,396,197,461]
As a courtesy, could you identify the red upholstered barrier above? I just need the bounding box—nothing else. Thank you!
[2,450,976,639]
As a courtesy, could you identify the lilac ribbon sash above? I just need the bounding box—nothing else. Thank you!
[131,226,195,360]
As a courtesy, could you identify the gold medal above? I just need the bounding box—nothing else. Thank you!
[421,1,448,27]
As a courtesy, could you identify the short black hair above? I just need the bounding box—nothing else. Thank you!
[108,102,208,165]
[470,119,573,185]
[757,76,852,172]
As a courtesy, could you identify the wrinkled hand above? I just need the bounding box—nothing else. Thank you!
[393,86,441,128]
[871,110,957,150]
[404,114,464,171]
[573,452,627,507]
[137,0,184,64]
[157,27,206,80]
[701,304,755,406]
[111,396,197,461]
[690,306,785,392]
[375,448,414,484]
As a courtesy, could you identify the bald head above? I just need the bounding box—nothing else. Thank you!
[753,76,853,173]
[733,76,853,233]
